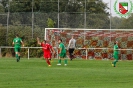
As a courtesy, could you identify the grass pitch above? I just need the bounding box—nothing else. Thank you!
[0,58,133,88]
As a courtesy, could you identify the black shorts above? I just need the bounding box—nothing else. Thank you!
[68,48,75,54]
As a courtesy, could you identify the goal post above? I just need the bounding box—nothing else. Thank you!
[45,28,133,60]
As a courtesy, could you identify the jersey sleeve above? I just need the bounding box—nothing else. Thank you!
[41,43,43,47]
[20,38,22,42]
[59,44,62,48]
[41,43,44,47]
[45,44,50,49]
[48,45,52,49]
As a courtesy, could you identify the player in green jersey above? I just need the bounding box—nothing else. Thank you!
[112,41,119,67]
[57,39,67,66]
[12,34,24,62]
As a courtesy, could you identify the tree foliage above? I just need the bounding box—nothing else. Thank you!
[117,14,133,29]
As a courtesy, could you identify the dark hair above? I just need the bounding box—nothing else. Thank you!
[16,34,19,37]
[114,41,118,45]
[44,40,46,43]
[59,39,62,42]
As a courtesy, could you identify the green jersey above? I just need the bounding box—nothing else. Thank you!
[114,44,118,54]
[13,37,22,48]
[59,43,66,53]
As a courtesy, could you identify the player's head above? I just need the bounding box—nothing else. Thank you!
[71,35,74,39]
[16,34,19,37]
[43,40,47,43]
[114,41,118,45]
[58,39,62,44]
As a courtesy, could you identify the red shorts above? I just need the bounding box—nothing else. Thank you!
[43,52,51,59]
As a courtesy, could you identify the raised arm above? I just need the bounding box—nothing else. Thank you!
[37,37,41,45]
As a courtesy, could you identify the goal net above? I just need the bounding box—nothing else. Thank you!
[45,28,133,60]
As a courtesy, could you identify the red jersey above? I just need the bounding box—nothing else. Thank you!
[41,43,52,53]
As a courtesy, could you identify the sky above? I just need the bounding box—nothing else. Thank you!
[102,0,133,17]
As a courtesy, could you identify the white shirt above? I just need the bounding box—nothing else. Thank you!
[68,38,76,49]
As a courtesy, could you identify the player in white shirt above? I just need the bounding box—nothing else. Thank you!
[67,36,76,60]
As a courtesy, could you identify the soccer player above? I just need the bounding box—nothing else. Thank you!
[37,37,54,67]
[12,34,24,62]
[67,35,76,60]
[112,41,119,67]
[57,39,67,66]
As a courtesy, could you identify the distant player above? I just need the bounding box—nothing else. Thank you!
[37,37,54,67]
[67,35,76,60]
[57,39,67,66]
[12,34,24,62]
[112,41,119,67]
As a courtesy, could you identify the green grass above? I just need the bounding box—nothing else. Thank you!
[0,58,133,88]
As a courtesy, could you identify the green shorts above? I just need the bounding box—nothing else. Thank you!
[59,53,66,58]
[14,47,21,52]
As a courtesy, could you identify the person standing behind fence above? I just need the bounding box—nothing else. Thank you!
[12,34,24,62]
[67,36,76,61]
[112,41,119,67]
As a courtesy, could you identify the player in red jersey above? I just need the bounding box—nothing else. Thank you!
[37,37,55,67]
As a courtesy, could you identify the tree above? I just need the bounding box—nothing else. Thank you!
[0,2,5,13]
[117,14,133,29]
[47,18,55,28]
[111,16,122,29]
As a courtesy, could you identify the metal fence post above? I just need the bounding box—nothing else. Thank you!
[28,48,29,60]
[86,48,88,60]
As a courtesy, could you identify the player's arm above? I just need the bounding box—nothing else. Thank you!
[21,40,24,47]
[12,39,15,46]
[12,41,14,46]
[59,45,62,54]
[74,40,76,48]
[37,37,41,45]
[51,47,55,54]
[67,40,71,49]
[49,45,55,54]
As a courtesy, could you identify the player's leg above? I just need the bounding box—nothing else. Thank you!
[46,58,51,66]
[49,53,53,62]
[57,53,62,65]
[57,58,62,65]
[17,48,21,61]
[69,48,73,60]
[48,53,52,66]
[63,53,67,66]
[114,55,118,67]
[15,52,19,62]
[71,48,75,59]
[14,47,19,62]
[112,54,118,67]
[44,53,51,66]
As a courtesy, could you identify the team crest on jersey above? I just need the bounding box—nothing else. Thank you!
[114,0,133,17]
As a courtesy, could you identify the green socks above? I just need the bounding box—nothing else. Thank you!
[58,59,67,64]
[64,59,67,64]
[16,54,19,59]
[19,56,20,60]
[16,54,20,62]
[58,59,61,64]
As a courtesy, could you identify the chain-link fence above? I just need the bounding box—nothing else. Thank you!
[0,12,126,45]
[0,0,132,46]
